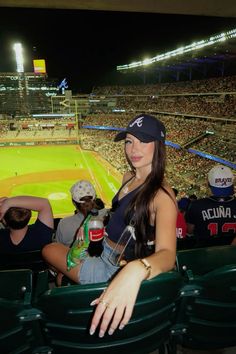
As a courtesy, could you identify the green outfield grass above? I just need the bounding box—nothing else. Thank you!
[0,145,122,218]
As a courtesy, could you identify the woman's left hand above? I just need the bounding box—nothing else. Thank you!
[89,260,145,338]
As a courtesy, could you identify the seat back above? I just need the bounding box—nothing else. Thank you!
[36,271,183,354]
[0,269,39,353]
[177,237,196,250]
[173,265,236,350]
[0,251,50,304]
[176,245,236,278]
[0,250,48,272]
[0,268,32,301]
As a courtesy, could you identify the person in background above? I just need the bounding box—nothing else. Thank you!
[0,196,53,253]
[189,194,198,203]
[185,164,236,246]
[43,114,177,337]
[172,188,179,198]
[94,197,105,210]
[55,180,96,247]
[172,188,187,239]
[94,197,110,224]
[176,197,189,239]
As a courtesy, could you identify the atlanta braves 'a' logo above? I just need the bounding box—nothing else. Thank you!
[129,116,144,128]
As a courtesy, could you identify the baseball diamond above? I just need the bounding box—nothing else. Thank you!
[0,144,122,219]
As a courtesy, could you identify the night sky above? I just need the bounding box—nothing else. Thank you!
[0,7,235,93]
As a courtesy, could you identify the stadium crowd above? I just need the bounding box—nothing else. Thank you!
[93,75,236,95]
[0,75,235,199]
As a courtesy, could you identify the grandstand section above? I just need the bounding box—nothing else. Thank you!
[1,75,235,211]
[0,113,78,145]
[79,112,235,197]
[51,94,117,115]
[116,28,236,85]
[0,72,58,116]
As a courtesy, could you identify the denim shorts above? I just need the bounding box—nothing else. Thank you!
[79,237,120,285]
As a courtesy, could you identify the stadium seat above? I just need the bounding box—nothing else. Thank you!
[176,244,236,279]
[0,268,32,301]
[177,235,235,251]
[176,236,196,250]
[172,245,236,351]
[36,271,183,354]
[171,264,236,350]
[0,250,50,300]
[198,234,236,247]
[0,269,43,353]
[0,250,48,272]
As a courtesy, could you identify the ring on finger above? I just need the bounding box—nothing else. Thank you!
[99,299,110,308]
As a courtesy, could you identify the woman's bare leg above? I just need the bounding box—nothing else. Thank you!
[42,242,81,284]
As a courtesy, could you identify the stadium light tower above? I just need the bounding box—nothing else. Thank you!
[13,42,24,72]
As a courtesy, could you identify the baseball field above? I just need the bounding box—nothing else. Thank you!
[0,144,122,218]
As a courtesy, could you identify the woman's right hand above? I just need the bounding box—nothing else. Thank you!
[89,260,147,337]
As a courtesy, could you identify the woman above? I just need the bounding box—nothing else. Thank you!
[42,114,177,338]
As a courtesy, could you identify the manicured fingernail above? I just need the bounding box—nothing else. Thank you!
[108,328,114,335]
[99,330,104,338]
[90,326,95,335]
[119,324,124,330]
[90,300,97,306]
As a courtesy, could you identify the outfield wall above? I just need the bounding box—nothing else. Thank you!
[0,140,77,147]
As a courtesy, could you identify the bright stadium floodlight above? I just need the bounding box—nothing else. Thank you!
[13,42,24,72]
[117,27,236,71]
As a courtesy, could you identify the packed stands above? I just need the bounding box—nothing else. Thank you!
[1,75,235,198]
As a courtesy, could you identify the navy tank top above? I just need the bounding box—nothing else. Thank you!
[106,181,155,260]
[106,187,138,244]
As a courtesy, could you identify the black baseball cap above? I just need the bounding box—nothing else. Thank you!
[114,114,166,143]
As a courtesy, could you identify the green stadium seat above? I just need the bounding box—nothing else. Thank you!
[0,268,32,301]
[176,244,236,279]
[32,270,50,303]
[177,236,196,250]
[0,250,50,302]
[0,269,43,353]
[177,235,235,251]
[172,245,236,351]
[36,271,183,354]
[172,264,236,350]
[0,250,48,272]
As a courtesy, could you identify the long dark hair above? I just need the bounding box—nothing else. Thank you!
[125,140,172,257]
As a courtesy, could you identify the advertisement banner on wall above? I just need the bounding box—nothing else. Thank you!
[33,59,46,74]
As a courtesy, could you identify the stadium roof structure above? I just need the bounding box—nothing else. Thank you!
[0,0,236,18]
[116,28,236,79]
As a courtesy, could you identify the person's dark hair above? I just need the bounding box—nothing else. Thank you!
[94,197,105,210]
[73,196,95,217]
[3,207,32,229]
[189,194,198,200]
[72,197,93,210]
[125,140,174,257]
[172,188,178,197]
[72,199,81,210]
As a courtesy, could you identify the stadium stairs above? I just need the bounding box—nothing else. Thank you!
[181,131,213,149]
[0,245,236,354]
